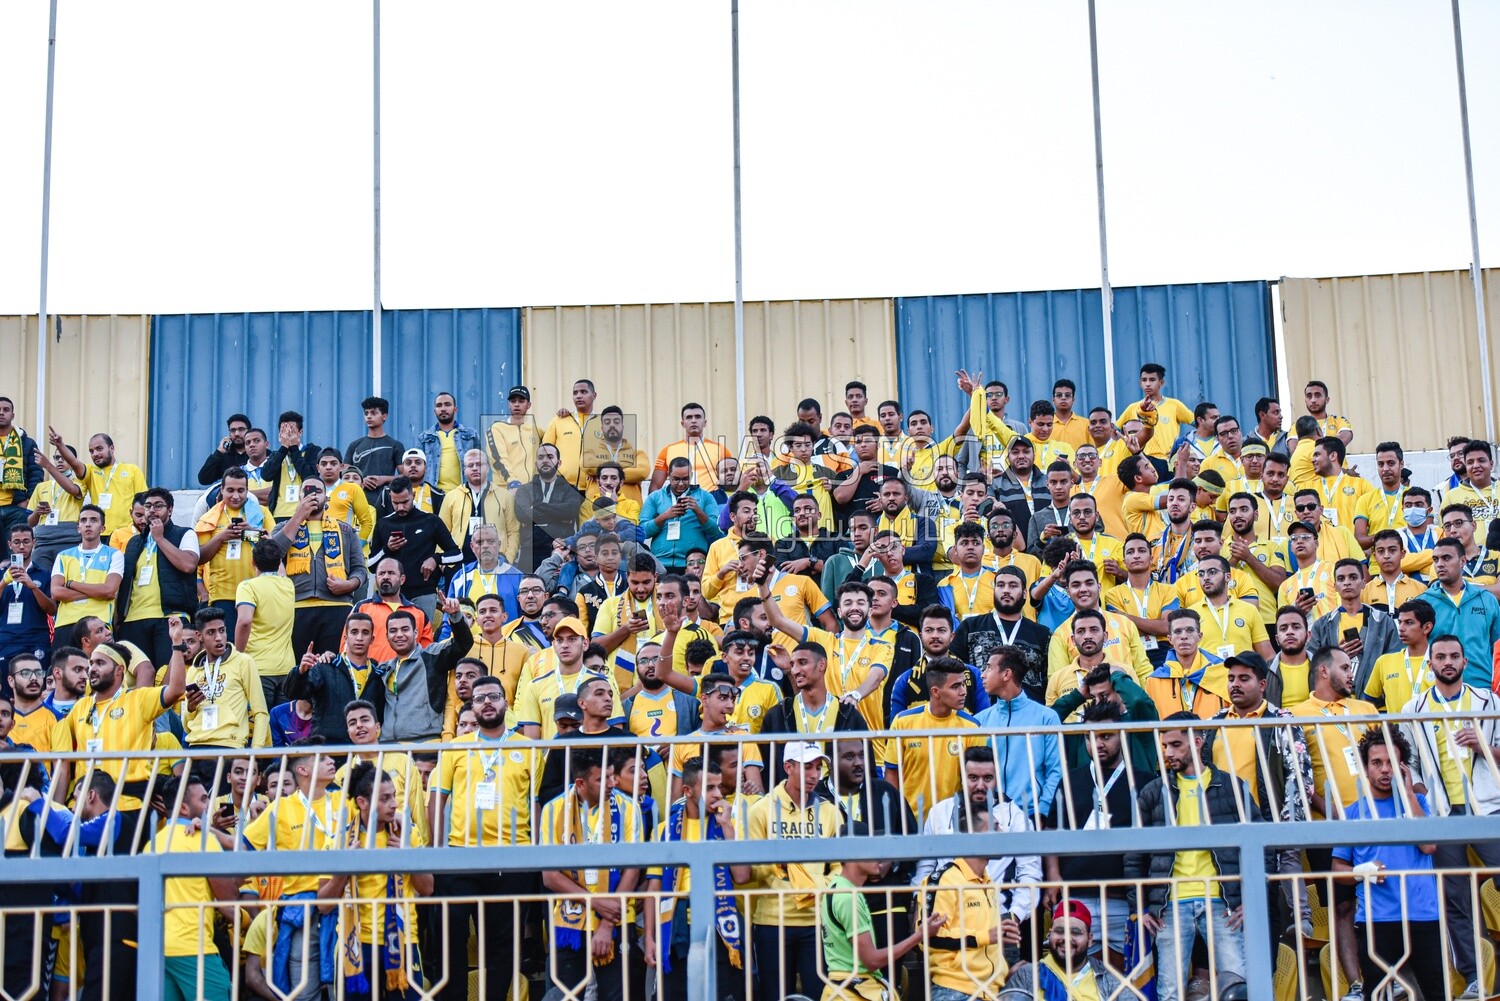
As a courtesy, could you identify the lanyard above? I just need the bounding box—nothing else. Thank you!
[1297,561,1323,590]
[92,464,118,501]
[1204,599,1232,640]
[1380,488,1402,527]
[1125,583,1152,618]
[838,632,872,689]
[1401,526,1435,553]
[77,547,111,576]
[1264,493,1289,530]
[299,792,335,838]
[958,570,986,611]
[1076,478,1097,496]
[1096,759,1125,799]
[202,656,225,702]
[992,613,1022,646]
[1466,551,1489,578]
[1078,534,1100,564]
[1318,702,1352,739]
[1403,651,1428,688]
[794,695,831,733]
[1320,474,1344,508]
[88,690,123,739]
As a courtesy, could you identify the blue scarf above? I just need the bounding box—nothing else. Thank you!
[271,891,339,994]
[1123,913,1157,1000]
[656,800,743,973]
[551,791,626,953]
[1036,960,1071,1001]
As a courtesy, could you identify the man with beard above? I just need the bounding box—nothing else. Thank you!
[1043,701,1157,968]
[52,626,188,1000]
[371,474,464,619]
[888,605,989,717]
[763,578,892,731]
[912,745,1039,968]
[501,573,551,650]
[981,507,1044,592]
[1046,560,1153,682]
[1224,492,1288,620]
[273,481,369,654]
[773,494,846,582]
[1,524,55,676]
[642,456,721,573]
[1397,635,1500,999]
[351,558,434,662]
[1269,603,1313,710]
[1050,663,1161,773]
[1043,609,1111,710]
[381,595,472,743]
[430,675,537,1001]
[907,454,966,574]
[581,404,650,506]
[856,531,939,628]
[953,566,1050,702]
[887,658,986,818]
[989,437,1047,538]
[196,412,251,486]
[1005,901,1127,998]
[831,424,901,531]
[513,442,584,572]
[623,638,700,752]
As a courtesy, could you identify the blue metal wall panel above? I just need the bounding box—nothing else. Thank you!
[149,311,373,488]
[895,281,1274,436]
[381,308,522,448]
[1110,281,1275,429]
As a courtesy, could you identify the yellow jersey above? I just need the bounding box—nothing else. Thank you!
[149,820,226,957]
[887,707,985,819]
[434,730,537,847]
[1278,562,1338,619]
[925,858,1008,996]
[1189,598,1269,658]
[81,462,147,533]
[56,685,170,810]
[1287,696,1378,819]
[1119,397,1194,460]
[1363,650,1432,712]
[241,790,349,895]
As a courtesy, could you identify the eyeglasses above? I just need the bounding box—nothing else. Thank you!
[637,655,660,666]
[518,586,546,595]
[1294,503,1319,512]
[471,692,504,704]
[707,686,738,700]
[11,669,44,680]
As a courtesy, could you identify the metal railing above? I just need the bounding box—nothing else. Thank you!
[1,715,1497,1000]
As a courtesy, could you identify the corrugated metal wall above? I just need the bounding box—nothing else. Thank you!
[381,308,523,446]
[0,315,152,466]
[895,281,1276,434]
[522,300,897,453]
[150,311,373,487]
[149,308,523,487]
[1280,269,1500,452]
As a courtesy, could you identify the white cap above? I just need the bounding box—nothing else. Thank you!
[782,740,827,765]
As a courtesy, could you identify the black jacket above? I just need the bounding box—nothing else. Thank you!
[283,655,388,744]
[1122,766,1257,912]
[197,446,250,487]
[368,510,463,598]
[514,476,584,572]
[760,693,867,777]
[264,443,321,512]
[953,613,1052,702]
[116,524,199,621]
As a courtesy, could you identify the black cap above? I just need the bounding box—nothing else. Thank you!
[553,693,583,722]
[507,385,530,401]
[1224,651,1269,678]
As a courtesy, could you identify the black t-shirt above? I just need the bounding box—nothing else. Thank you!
[1046,762,1157,891]
[952,613,1051,703]
[345,435,406,503]
[536,725,634,808]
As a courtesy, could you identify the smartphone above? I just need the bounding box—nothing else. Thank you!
[8,554,21,568]
[390,530,405,540]
[185,683,202,697]
[1298,587,1315,602]
[1342,627,1359,642]
[231,517,243,525]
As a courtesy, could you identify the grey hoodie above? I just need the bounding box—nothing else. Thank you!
[380,615,474,742]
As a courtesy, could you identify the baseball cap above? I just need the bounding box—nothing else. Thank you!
[783,740,828,765]
[508,385,531,401]
[553,693,583,722]
[1224,652,1270,678]
[552,616,587,639]
[1052,898,1092,929]
[401,448,425,462]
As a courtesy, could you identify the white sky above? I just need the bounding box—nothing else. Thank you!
[0,0,1494,314]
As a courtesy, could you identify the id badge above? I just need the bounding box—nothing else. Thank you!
[45,509,58,526]
[1342,745,1361,775]
[6,603,22,625]
[1216,645,1235,659]
[201,703,219,730]
[1324,508,1339,526]
[469,516,484,537]
[285,483,299,503]
[474,782,499,811]
[583,869,600,886]
[225,540,242,561]
[666,520,681,541]
[1448,724,1471,760]
[98,494,113,511]
[85,738,104,754]
[1142,636,1158,651]
[136,563,153,586]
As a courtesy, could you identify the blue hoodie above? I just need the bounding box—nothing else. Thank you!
[975,691,1062,823]
[1415,581,1500,689]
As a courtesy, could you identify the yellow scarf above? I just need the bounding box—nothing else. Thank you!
[548,789,627,959]
[286,517,347,579]
[411,482,434,513]
[0,430,23,491]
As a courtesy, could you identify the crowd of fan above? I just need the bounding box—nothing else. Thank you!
[0,367,1497,1001]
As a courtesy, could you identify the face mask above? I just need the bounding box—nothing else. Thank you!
[1403,507,1428,529]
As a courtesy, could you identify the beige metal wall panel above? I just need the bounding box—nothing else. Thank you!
[1280,270,1500,452]
[0,315,151,467]
[523,299,897,455]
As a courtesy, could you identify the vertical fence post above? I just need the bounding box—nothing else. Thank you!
[686,858,720,1001]
[1235,838,1276,991]
[134,865,166,999]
